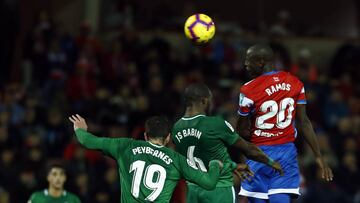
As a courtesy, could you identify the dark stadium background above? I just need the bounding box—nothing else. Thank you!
[0,0,359,202]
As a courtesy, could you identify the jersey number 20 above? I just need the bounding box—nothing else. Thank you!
[256,98,295,129]
[129,160,166,201]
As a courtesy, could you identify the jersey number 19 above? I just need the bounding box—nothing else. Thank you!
[129,160,166,201]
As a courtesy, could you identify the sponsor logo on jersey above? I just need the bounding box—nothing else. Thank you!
[254,130,283,138]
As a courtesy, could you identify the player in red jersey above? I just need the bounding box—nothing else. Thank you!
[236,44,333,203]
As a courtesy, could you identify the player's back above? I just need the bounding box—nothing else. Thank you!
[172,115,238,187]
[239,70,306,146]
[116,139,188,203]
[75,128,222,203]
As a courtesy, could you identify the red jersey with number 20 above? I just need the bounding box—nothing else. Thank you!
[238,71,306,146]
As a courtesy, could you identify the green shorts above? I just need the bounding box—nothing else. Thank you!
[186,185,236,203]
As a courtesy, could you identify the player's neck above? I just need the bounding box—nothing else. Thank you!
[262,65,275,74]
[48,186,64,197]
[184,106,206,117]
[148,138,164,146]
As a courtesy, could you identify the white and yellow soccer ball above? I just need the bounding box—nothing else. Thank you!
[184,14,215,44]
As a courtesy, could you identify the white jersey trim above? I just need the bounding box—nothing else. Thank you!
[232,187,236,203]
[181,115,205,120]
[239,187,268,199]
[268,188,300,195]
[244,79,255,86]
[300,87,305,93]
[147,142,163,148]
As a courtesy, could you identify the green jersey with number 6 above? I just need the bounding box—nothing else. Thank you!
[172,114,239,187]
[75,129,222,203]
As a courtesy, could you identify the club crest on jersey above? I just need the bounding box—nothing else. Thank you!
[273,77,280,82]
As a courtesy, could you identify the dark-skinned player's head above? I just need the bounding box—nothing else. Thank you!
[46,163,67,190]
[144,116,171,145]
[184,83,213,114]
[245,44,275,78]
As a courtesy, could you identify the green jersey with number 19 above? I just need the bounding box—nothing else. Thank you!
[75,129,222,203]
[172,115,239,187]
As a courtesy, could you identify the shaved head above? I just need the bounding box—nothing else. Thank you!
[247,44,274,61]
[245,44,275,78]
[183,83,213,114]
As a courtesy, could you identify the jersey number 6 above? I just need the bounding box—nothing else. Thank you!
[187,146,207,172]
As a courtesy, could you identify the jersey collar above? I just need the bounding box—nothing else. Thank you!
[181,114,205,120]
[147,142,163,148]
[44,189,66,196]
[262,70,279,75]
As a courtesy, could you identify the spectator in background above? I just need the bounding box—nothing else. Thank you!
[65,59,97,103]
[291,48,318,84]
[269,10,292,37]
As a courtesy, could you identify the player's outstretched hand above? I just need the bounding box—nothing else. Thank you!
[272,161,284,176]
[316,157,333,181]
[69,114,88,131]
[233,163,254,182]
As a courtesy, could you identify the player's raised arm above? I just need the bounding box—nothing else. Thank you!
[178,155,223,190]
[296,105,333,181]
[69,114,127,157]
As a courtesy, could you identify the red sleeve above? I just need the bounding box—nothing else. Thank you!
[296,81,307,105]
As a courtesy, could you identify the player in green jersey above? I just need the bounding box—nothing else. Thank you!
[28,164,81,203]
[69,114,229,203]
[172,83,283,203]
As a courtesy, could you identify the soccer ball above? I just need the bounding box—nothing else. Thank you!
[184,14,215,44]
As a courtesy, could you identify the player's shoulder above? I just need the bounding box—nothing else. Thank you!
[202,116,232,130]
[201,116,224,124]
[65,191,81,199]
[28,190,46,201]
[31,190,46,197]
[279,71,303,84]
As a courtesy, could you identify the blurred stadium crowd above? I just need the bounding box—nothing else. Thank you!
[0,4,360,203]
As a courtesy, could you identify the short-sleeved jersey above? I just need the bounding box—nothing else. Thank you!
[238,71,306,146]
[28,189,81,203]
[75,129,221,203]
[172,115,239,187]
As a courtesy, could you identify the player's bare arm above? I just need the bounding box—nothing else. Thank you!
[236,115,252,141]
[234,136,284,176]
[296,105,333,181]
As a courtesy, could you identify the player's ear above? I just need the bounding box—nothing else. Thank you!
[144,133,148,141]
[201,97,209,106]
[164,134,171,145]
